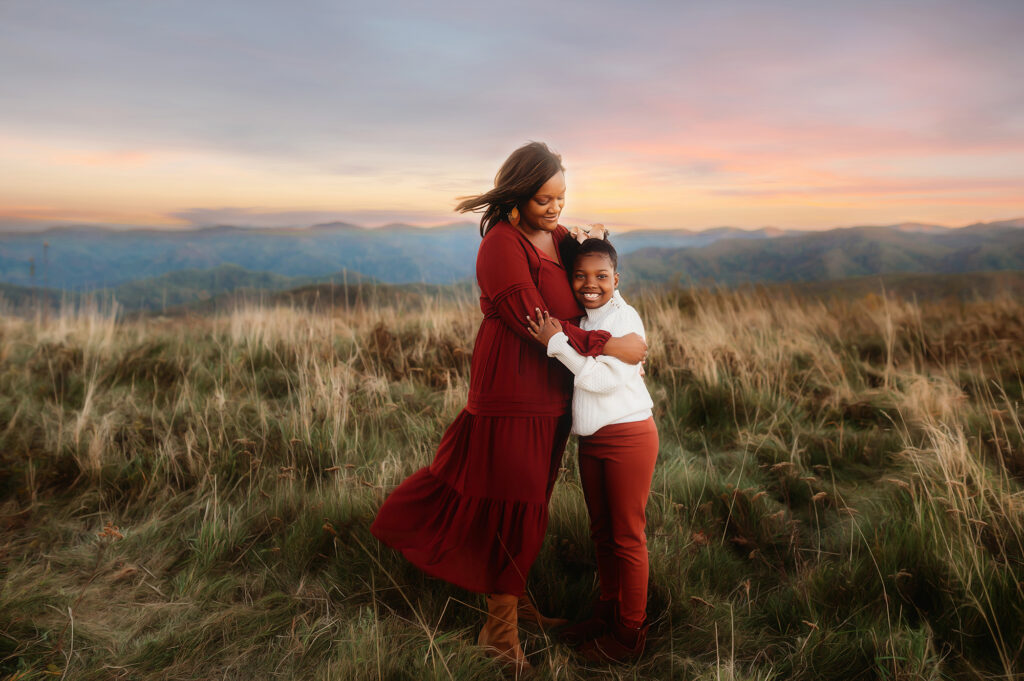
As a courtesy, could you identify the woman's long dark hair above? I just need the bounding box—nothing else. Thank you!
[456,141,565,236]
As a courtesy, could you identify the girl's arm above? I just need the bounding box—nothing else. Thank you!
[528,310,646,393]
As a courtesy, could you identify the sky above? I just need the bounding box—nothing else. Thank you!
[1,0,1023,232]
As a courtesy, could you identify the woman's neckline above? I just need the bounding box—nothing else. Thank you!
[506,221,565,267]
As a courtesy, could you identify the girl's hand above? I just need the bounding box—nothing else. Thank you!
[526,308,563,345]
[603,332,647,365]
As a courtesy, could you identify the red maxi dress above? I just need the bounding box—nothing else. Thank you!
[371,222,610,595]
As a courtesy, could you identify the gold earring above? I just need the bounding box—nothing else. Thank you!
[508,206,519,224]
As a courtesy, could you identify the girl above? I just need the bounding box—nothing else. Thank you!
[528,236,659,663]
[370,143,648,675]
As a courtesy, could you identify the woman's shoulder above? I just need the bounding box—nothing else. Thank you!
[483,221,532,247]
[479,222,521,254]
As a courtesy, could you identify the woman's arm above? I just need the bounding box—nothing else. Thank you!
[603,333,647,364]
[528,310,645,393]
[477,231,610,356]
[524,306,646,362]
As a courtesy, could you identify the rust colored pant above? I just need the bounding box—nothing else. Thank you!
[578,416,659,627]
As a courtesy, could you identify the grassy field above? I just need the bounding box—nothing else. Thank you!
[1,286,1022,680]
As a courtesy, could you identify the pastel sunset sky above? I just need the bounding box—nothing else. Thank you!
[2,0,1022,231]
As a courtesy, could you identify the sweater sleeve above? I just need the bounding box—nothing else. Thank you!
[477,231,610,356]
[545,306,645,394]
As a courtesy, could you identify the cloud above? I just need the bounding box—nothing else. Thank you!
[167,207,459,228]
[710,177,1024,199]
[1,0,1022,229]
[58,150,155,168]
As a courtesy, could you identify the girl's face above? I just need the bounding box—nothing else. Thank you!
[572,253,618,308]
[517,171,566,234]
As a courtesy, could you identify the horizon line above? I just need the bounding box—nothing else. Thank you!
[2,215,1023,237]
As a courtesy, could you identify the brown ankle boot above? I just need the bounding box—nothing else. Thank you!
[559,598,616,647]
[576,616,649,663]
[517,593,569,632]
[478,594,532,676]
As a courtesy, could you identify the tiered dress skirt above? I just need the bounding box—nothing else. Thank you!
[371,409,571,595]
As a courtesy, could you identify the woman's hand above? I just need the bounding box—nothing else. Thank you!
[526,309,563,345]
[603,332,648,365]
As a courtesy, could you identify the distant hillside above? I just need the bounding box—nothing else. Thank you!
[0,222,481,288]
[0,282,68,313]
[610,225,802,252]
[1,220,798,289]
[622,224,1024,285]
[109,264,381,311]
[178,270,1024,317]
[170,280,478,317]
[1,218,1021,291]
[742,270,1024,302]
[5,269,1022,319]
[156,270,1024,318]
[0,264,373,314]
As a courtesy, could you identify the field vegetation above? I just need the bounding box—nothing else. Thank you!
[1,285,1022,680]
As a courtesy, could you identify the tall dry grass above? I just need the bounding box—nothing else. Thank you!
[0,286,1021,680]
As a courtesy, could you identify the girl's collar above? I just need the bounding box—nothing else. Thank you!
[583,289,625,324]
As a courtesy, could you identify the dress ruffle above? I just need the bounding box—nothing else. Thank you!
[371,409,571,595]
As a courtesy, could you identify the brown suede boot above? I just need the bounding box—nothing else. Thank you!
[559,598,616,647]
[478,594,532,677]
[517,593,569,633]
[576,616,649,663]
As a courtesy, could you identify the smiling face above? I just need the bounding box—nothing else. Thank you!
[517,171,566,234]
[572,252,619,308]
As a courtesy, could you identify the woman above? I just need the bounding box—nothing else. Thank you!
[370,142,647,674]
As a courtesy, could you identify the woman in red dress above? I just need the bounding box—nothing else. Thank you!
[370,142,647,673]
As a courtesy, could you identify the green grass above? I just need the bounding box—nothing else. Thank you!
[1,288,1022,679]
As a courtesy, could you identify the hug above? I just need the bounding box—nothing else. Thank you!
[371,141,659,675]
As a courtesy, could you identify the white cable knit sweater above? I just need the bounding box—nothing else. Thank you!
[546,290,654,436]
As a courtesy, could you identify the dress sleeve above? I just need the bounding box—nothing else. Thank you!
[477,232,610,356]
[546,309,644,393]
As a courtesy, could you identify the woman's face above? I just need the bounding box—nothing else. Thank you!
[517,171,566,234]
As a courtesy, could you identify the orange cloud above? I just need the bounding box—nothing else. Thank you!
[0,205,182,226]
[58,150,155,167]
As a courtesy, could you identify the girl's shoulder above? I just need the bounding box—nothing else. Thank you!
[607,292,646,333]
[609,291,641,317]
